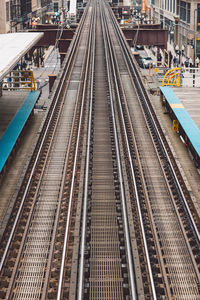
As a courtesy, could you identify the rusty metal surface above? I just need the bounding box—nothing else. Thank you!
[58,39,72,53]
[29,27,74,46]
[88,52,123,300]
[122,28,168,49]
[0,0,200,299]
[0,4,92,299]
[106,3,200,298]
[28,26,75,64]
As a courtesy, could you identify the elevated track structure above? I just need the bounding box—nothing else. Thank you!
[0,0,200,299]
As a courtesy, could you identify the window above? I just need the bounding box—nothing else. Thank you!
[41,0,48,7]
[54,2,58,12]
[187,3,190,24]
[10,0,20,21]
[21,0,32,16]
[6,2,10,22]
[197,4,200,31]
[180,1,186,22]
[177,0,180,16]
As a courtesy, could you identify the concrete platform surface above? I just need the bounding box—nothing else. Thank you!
[0,46,61,237]
[0,91,26,139]
[0,32,43,81]
[172,87,200,129]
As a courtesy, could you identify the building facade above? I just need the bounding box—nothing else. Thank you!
[150,0,200,62]
[0,0,53,33]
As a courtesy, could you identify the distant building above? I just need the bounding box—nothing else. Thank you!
[0,0,12,33]
[0,0,53,33]
[150,0,200,62]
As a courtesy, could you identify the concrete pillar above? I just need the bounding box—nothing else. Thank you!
[48,74,57,93]
[0,0,6,33]
[69,0,77,16]
[0,81,2,97]
[190,3,196,62]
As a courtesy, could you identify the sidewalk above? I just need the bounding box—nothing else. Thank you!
[30,46,61,108]
[144,42,189,68]
[167,42,188,67]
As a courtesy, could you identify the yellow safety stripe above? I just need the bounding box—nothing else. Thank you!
[170,103,184,109]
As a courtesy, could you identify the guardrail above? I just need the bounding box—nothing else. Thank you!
[3,70,36,91]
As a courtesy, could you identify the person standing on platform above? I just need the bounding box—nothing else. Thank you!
[195,57,199,68]
[169,51,173,68]
[173,56,177,67]
[184,58,189,68]
[189,57,193,68]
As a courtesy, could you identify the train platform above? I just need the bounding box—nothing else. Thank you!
[0,46,62,238]
[160,86,200,168]
[0,32,43,82]
[137,65,200,222]
[0,91,40,175]
[0,37,61,177]
[171,87,200,129]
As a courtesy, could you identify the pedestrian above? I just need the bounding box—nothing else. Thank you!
[169,51,173,68]
[195,57,199,67]
[41,55,44,67]
[22,61,27,70]
[7,76,12,88]
[184,58,189,68]
[17,62,21,70]
[189,57,193,68]
[173,56,177,67]
[25,53,29,65]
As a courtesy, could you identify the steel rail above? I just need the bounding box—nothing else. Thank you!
[103,11,166,298]
[0,4,89,273]
[77,3,97,299]
[5,4,93,298]
[101,2,158,298]
[57,3,96,299]
[100,2,138,298]
[40,4,94,299]
[1,8,91,298]
[107,1,200,287]
[108,3,200,246]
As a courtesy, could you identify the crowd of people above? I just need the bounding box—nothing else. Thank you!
[14,50,45,71]
[155,47,200,69]
[172,56,199,68]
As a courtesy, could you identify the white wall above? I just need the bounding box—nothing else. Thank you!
[69,0,77,16]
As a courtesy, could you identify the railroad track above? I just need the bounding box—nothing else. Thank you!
[101,1,200,298]
[0,2,93,299]
[0,0,200,299]
[77,3,138,299]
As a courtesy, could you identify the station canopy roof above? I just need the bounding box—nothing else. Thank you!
[0,32,43,81]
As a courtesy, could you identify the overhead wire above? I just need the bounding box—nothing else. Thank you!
[34,19,70,82]
[133,21,140,48]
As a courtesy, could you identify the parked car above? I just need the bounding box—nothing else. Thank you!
[131,45,144,53]
[135,45,144,50]
[139,56,156,68]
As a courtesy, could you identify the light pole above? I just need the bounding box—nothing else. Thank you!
[180,45,184,67]
[194,9,197,65]
[175,45,180,66]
